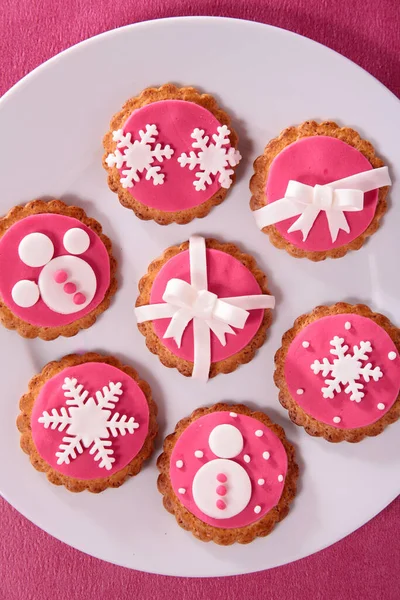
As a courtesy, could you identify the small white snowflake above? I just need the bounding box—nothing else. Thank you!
[38,376,139,470]
[178,125,241,191]
[106,124,174,188]
[311,336,383,403]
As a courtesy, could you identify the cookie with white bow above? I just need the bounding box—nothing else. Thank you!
[135,236,275,381]
[0,199,117,340]
[250,121,391,261]
[157,403,298,544]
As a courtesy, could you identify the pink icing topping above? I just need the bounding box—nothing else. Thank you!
[285,313,400,428]
[216,499,226,510]
[150,248,264,363]
[216,485,227,496]
[0,214,110,327]
[170,412,288,529]
[266,136,379,251]
[217,473,227,483]
[121,100,227,212]
[31,362,150,480]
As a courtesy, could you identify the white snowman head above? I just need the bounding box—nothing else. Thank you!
[192,424,252,519]
[11,228,97,315]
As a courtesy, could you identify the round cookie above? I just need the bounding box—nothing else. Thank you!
[250,121,391,261]
[275,303,400,442]
[17,353,158,493]
[0,199,117,340]
[134,236,275,381]
[103,84,241,225]
[157,403,298,545]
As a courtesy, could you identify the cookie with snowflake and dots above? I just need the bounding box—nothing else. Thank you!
[157,403,298,544]
[275,303,400,443]
[103,84,241,225]
[0,199,117,340]
[17,353,158,493]
[250,121,391,261]
[134,235,275,381]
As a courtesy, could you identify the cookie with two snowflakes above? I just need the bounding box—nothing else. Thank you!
[17,353,158,492]
[0,199,117,340]
[275,303,400,442]
[250,121,391,261]
[103,84,241,225]
[157,403,298,545]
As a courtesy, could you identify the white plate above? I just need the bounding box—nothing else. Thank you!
[0,17,399,577]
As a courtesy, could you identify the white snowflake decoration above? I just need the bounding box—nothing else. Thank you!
[38,377,139,470]
[106,124,174,188]
[311,336,383,403]
[178,125,241,191]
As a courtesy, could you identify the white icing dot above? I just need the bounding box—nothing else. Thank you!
[257,478,265,486]
[333,416,341,424]
[388,351,397,361]
[11,280,40,308]
[209,424,243,459]
[302,341,310,348]
[178,488,186,494]
[243,454,251,463]
[255,430,263,437]
[176,460,183,469]
[194,450,204,458]
[263,451,270,460]
[278,474,284,483]
[344,321,351,330]
[377,403,386,410]
[296,389,304,395]
[63,228,90,255]
[229,412,238,418]
[18,233,54,267]
[254,505,261,514]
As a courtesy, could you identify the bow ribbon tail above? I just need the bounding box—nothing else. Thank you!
[224,294,276,310]
[135,303,178,323]
[253,197,304,229]
[163,308,193,348]
[207,320,235,346]
[192,318,211,382]
[325,209,350,242]
[287,205,320,241]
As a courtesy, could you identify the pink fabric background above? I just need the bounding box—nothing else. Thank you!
[1,1,399,599]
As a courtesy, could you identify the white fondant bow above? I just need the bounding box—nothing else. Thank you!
[135,236,275,382]
[253,167,391,242]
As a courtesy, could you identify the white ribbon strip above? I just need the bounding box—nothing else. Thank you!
[135,236,275,382]
[253,166,391,242]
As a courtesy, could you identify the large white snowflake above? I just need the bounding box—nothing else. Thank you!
[178,125,241,191]
[106,124,174,188]
[310,336,383,402]
[38,376,139,470]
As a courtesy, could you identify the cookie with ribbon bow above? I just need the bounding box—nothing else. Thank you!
[250,121,391,260]
[157,403,298,544]
[103,84,241,225]
[135,236,275,381]
[0,199,117,340]
[274,303,400,442]
[17,352,158,492]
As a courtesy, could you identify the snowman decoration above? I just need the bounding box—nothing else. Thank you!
[11,228,97,314]
[192,424,252,519]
